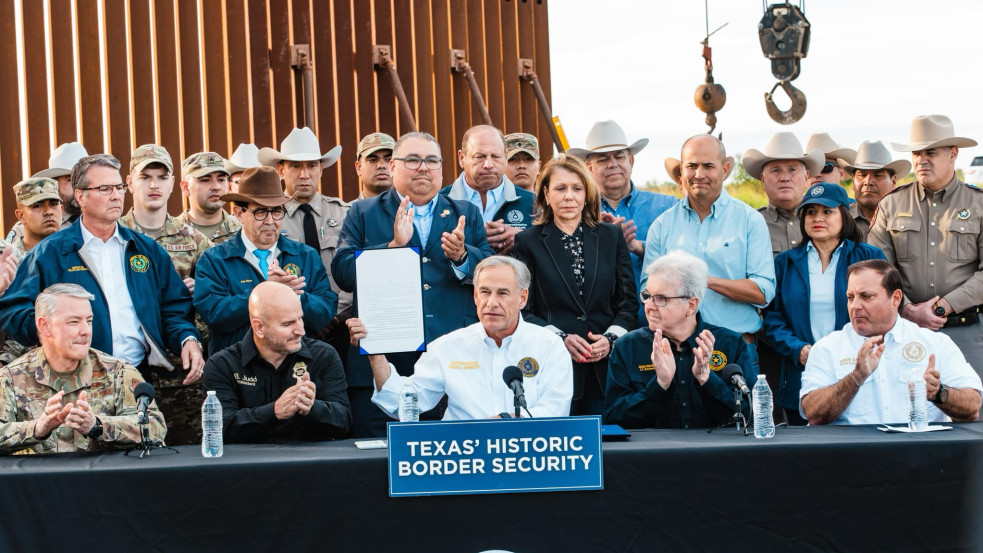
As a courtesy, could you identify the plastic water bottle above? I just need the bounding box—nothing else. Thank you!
[909,368,929,431]
[752,374,776,439]
[201,391,224,457]
[398,385,420,422]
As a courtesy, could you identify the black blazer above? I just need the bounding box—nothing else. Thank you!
[512,221,638,341]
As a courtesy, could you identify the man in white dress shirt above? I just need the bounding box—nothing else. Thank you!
[800,259,981,425]
[348,256,573,420]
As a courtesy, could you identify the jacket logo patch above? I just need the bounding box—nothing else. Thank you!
[447,361,479,369]
[129,255,150,272]
[518,357,539,377]
[709,351,726,371]
[506,210,524,224]
[67,265,89,272]
[233,373,258,386]
[283,263,301,276]
[240,279,254,284]
[637,364,655,371]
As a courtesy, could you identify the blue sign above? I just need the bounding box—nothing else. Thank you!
[387,416,603,497]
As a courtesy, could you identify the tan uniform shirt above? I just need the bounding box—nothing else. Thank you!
[758,203,802,255]
[0,347,167,454]
[868,176,983,313]
[850,202,872,242]
[174,210,241,245]
[281,193,353,314]
[120,210,213,279]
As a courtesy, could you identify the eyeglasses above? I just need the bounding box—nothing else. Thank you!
[82,183,128,195]
[393,156,442,171]
[821,161,837,174]
[639,290,690,306]
[242,206,287,221]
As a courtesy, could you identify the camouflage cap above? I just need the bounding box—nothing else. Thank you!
[357,132,395,158]
[14,177,62,206]
[130,144,173,174]
[182,151,230,180]
[505,133,539,160]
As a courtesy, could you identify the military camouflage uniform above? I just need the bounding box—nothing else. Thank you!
[120,209,211,445]
[174,210,241,245]
[0,238,26,366]
[0,347,167,454]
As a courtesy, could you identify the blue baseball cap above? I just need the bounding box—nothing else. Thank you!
[798,183,850,213]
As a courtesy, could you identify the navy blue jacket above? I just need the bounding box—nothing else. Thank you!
[0,220,199,362]
[440,174,536,230]
[194,231,338,355]
[604,317,756,429]
[762,239,886,409]
[331,188,494,387]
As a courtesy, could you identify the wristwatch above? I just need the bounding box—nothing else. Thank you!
[932,384,949,405]
[87,417,104,440]
[603,332,618,349]
[934,302,947,317]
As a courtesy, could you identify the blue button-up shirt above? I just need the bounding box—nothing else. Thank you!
[394,190,440,245]
[806,240,843,343]
[601,183,677,291]
[641,188,776,334]
[451,172,513,224]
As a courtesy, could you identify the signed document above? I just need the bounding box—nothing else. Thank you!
[355,247,425,355]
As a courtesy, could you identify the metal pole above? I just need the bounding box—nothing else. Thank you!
[451,50,493,126]
[518,60,564,153]
[373,45,417,132]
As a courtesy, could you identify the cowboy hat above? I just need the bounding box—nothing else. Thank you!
[806,132,856,165]
[225,143,262,174]
[742,132,825,180]
[663,156,736,184]
[258,127,342,167]
[566,120,648,159]
[891,114,978,152]
[838,140,911,176]
[219,166,288,207]
[32,142,89,179]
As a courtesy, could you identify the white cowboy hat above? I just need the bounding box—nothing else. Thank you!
[225,143,261,174]
[806,132,856,165]
[257,127,342,167]
[566,120,648,159]
[32,142,89,179]
[838,140,912,176]
[663,156,736,185]
[742,132,824,180]
[891,114,978,152]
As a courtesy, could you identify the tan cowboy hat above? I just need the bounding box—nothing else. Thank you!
[664,156,736,184]
[257,127,343,167]
[742,132,824,180]
[838,140,911,176]
[891,114,978,152]
[219,166,289,207]
[32,142,89,179]
[806,132,856,165]
[225,143,261,174]
[566,120,648,159]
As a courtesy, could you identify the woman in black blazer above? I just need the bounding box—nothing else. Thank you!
[512,154,638,416]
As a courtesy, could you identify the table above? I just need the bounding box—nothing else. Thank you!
[1,423,982,552]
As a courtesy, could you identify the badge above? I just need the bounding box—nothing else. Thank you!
[811,185,824,196]
[129,255,150,272]
[326,218,338,227]
[283,263,301,276]
[902,342,926,362]
[957,208,971,220]
[709,351,726,371]
[506,210,524,224]
[440,209,451,218]
[292,362,308,379]
[518,357,539,377]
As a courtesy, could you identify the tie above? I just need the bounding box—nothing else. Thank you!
[297,204,320,251]
[254,249,270,279]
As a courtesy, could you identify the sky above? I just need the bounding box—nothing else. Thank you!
[547,0,983,186]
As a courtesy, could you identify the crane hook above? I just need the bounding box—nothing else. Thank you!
[764,80,806,125]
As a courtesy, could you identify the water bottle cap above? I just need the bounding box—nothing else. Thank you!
[207,390,216,396]
[756,374,767,380]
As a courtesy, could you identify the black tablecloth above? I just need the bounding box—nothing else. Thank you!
[1,423,982,552]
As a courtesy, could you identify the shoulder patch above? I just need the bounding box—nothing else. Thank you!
[964,182,983,192]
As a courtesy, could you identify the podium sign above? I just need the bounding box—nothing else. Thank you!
[387,416,603,497]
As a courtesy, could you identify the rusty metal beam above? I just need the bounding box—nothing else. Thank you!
[518,58,564,153]
[373,45,417,133]
[451,49,492,126]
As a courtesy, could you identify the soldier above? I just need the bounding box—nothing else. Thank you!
[10,177,60,256]
[120,145,212,445]
[7,142,88,244]
[838,140,910,241]
[805,132,856,185]
[868,114,983,376]
[354,132,394,200]
[225,143,261,193]
[175,152,241,244]
[504,132,541,192]
[0,283,167,454]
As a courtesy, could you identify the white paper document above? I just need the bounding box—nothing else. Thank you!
[876,425,953,433]
[355,247,425,355]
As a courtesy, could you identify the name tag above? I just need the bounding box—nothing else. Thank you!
[448,361,479,370]
[233,372,258,386]
[839,357,857,366]
[637,364,655,371]
[164,243,197,252]
[67,265,88,272]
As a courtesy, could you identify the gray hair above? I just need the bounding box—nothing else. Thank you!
[393,132,440,158]
[474,255,531,290]
[71,154,121,192]
[36,283,95,319]
[645,250,708,308]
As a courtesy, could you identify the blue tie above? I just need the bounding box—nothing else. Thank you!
[254,249,270,279]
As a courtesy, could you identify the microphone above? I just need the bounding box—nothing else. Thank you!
[133,382,156,425]
[721,364,750,396]
[502,366,527,410]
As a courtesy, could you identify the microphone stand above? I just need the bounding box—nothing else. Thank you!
[514,394,522,420]
[707,388,749,436]
[124,417,179,459]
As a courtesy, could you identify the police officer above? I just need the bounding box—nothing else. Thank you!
[838,140,911,241]
[868,114,983,376]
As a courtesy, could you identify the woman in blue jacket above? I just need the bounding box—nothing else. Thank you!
[763,183,885,425]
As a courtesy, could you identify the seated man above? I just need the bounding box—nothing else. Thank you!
[801,259,982,425]
[605,250,757,429]
[202,281,351,443]
[348,256,572,420]
[0,284,166,454]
